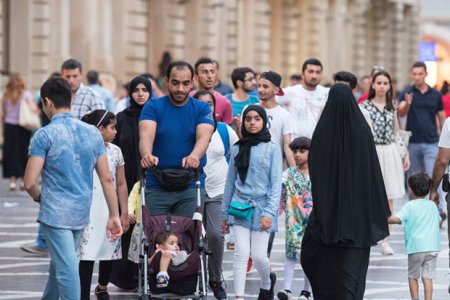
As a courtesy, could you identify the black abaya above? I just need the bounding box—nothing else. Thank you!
[109,110,140,290]
[301,83,390,299]
[109,76,151,290]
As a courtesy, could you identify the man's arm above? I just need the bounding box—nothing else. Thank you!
[95,155,122,241]
[430,147,450,205]
[23,156,45,202]
[283,134,295,167]
[182,123,214,169]
[139,120,158,168]
[438,110,446,132]
[398,93,413,117]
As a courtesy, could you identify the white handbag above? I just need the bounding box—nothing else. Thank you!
[19,98,41,131]
[393,109,411,158]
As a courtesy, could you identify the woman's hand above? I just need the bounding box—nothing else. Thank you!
[403,152,410,171]
[221,220,230,234]
[128,213,136,224]
[260,216,272,231]
[120,214,130,233]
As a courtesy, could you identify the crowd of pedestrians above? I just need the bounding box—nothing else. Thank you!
[3,55,450,300]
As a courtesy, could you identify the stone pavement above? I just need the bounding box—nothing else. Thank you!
[0,176,449,299]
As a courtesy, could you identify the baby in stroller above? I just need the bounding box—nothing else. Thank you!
[149,232,190,288]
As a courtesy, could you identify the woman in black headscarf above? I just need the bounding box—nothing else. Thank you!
[221,105,282,300]
[110,76,152,290]
[300,83,390,299]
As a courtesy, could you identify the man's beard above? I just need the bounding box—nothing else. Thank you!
[243,86,254,93]
[304,80,319,89]
[170,92,189,103]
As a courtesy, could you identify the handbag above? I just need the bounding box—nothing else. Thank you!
[151,167,196,191]
[228,201,254,220]
[393,109,411,158]
[19,98,41,131]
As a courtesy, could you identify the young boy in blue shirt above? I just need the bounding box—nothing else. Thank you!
[389,172,441,300]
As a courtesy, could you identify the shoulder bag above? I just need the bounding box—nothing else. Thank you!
[393,109,411,158]
[19,97,41,131]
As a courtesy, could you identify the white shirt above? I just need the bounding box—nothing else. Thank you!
[204,124,239,198]
[276,84,329,138]
[438,117,450,148]
[265,105,293,150]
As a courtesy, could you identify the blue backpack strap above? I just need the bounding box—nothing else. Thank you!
[217,122,230,163]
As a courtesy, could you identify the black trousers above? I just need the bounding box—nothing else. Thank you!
[79,260,114,300]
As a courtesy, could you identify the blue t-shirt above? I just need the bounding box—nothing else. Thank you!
[399,85,443,143]
[395,198,441,255]
[225,94,260,117]
[139,96,214,189]
[29,113,105,230]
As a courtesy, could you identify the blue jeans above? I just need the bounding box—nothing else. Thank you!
[408,142,438,176]
[37,224,47,249]
[41,223,83,300]
[408,143,445,209]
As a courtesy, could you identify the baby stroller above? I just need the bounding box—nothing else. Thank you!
[137,169,207,299]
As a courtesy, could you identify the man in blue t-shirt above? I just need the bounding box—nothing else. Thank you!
[139,61,214,217]
[398,61,446,179]
[23,77,122,299]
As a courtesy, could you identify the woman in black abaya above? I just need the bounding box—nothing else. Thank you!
[110,76,152,290]
[300,83,390,300]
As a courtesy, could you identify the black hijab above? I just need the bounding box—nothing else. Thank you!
[307,83,390,248]
[235,105,271,183]
[127,76,152,119]
[114,76,152,194]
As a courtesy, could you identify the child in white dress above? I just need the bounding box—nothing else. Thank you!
[78,109,129,299]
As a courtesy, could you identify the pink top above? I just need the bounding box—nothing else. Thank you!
[190,90,233,125]
[214,91,233,125]
[3,91,33,125]
[442,94,450,117]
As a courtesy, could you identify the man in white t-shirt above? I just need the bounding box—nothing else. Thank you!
[258,71,295,168]
[430,117,450,279]
[276,58,329,138]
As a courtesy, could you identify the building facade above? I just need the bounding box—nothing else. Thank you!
[1,0,420,92]
[420,0,450,87]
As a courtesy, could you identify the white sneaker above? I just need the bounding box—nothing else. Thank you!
[381,242,394,255]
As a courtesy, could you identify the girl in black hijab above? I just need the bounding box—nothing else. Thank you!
[300,83,390,299]
[221,105,282,300]
[110,76,152,290]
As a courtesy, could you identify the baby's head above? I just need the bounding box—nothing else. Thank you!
[155,232,180,253]
[407,172,431,199]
